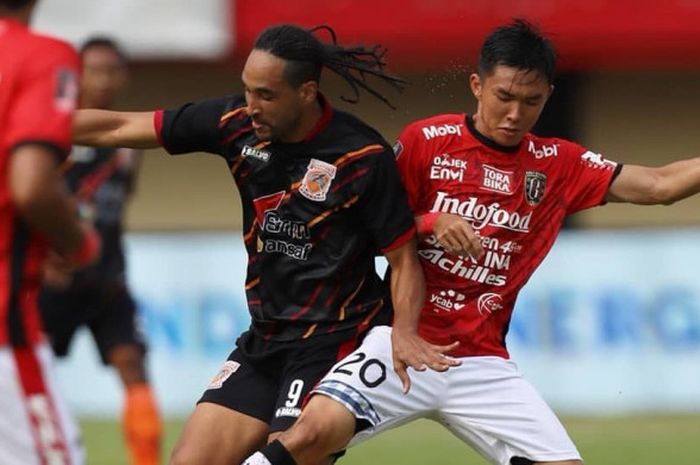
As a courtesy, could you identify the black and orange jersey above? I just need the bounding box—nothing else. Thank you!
[154,94,416,342]
[61,146,139,284]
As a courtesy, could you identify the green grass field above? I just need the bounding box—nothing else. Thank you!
[81,415,700,464]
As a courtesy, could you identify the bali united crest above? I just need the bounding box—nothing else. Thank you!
[299,159,336,202]
[524,170,547,206]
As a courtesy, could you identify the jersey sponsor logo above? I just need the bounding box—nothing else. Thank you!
[261,239,313,260]
[54,68,79,113]
[528,140,559,159]
[241,144,271,162]
[263,211,310,239]
[254,191,314,260]
[477,293,504,315]
[430,153,467,182]
[580,150,617,169]
[422,123,463,140]
[429,289,466,312]
[431,191,532,233]
[392,140,404,158]
[275,406,302,418]
[208,361,240,389]
[524,170,547,206]
[419,248,507,286]
[481,165,513,195]
[299,159,337,202]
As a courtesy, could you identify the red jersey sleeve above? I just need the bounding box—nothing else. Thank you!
[394,122,431,213]
[561,140,619,214]
[6,39,79,158]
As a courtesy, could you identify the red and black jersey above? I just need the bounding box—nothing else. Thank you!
[0,18,79,346]
[395,113,621,358]
[154,94,416,342]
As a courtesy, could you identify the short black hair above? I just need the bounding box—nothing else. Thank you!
[479,19,556,85]
[0,0,34,9]
[253,24,408,109]
[80,36,128,64]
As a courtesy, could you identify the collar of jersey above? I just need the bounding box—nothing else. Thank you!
[465,114,521,154]
[301,93,334,143]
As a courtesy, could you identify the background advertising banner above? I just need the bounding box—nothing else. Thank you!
[53,231,700,416]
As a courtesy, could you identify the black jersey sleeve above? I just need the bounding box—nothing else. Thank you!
[356,147,417,252]
[159,96,232,155]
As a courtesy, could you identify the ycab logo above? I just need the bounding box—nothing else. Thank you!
[422,123,463,140]
[429,289,466,312]
[528,140,559,159]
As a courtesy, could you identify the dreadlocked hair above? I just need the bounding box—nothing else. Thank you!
[253,24,408,109]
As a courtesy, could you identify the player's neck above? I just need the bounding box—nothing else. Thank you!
[281,99,323,144]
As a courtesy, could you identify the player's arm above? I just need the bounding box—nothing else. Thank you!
[606,159,700,204]
[416,212,484,259]
[10,145,98,263]
[74,109,160,149]
[384,236,461,394]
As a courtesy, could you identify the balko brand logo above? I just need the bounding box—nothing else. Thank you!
[422,123,463,140]
[241,144,271,162]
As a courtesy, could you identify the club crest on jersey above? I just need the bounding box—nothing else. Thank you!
[241,145,271,162]
[477,293,503,315]
[524,170,547,206]
[299,159,336,202]
[207,361,240,390]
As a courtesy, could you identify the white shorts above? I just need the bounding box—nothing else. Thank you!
[0,343,85,465]
[312,326,581,465]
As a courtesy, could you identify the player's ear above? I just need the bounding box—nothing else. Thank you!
[469,73,482,99]
[299,81,318,105]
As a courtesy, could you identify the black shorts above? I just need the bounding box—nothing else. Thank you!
[39,281,146,364]
[199,328,365,433]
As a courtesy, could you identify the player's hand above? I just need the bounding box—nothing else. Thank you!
[42,250,76,290]
[391,327,461,394]
[433,214,484,259]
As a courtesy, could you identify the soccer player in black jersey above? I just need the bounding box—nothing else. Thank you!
[39,38,161,465]
[73,24,458,465]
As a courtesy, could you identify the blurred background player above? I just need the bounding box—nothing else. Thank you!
[0,1,100,464]
[38,36,162,465]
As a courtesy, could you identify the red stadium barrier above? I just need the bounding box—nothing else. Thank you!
[232,0,700,71]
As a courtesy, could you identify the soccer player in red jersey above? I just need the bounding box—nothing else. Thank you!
[0,1,100,464]
[39,37,162,465]
[240,20,700,465]
[72,24,455,465]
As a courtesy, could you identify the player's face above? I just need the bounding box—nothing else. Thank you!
[80,46,128,109]
[470,65,552,147]
[242,50,311,142]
